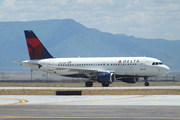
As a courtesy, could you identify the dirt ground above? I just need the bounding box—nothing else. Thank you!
[0,82,179,95]
[0,89,179,95]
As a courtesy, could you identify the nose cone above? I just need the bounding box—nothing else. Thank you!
[162,65,170,75]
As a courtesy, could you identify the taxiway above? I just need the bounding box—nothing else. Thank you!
[0,95,180,120]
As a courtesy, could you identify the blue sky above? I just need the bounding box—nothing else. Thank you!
[0,0,180,40]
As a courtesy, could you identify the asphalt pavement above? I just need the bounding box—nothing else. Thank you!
[0,95,180,120]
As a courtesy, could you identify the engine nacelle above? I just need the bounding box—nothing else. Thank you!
[120,77,139,83]
[97,72,116,83]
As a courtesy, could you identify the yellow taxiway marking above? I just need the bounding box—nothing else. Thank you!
[60,95,150,105]
[58,95,151,104]
[0,98,27,105]
[23,95,150,105]
[111,99,180,103]
[0,116,180,119]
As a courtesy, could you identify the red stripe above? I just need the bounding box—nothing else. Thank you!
[34,44,44,59]
[26,38,41,47]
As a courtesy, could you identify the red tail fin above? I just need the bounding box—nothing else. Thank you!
[24,30,53,60]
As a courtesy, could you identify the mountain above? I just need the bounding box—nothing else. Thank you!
[0,19,180,71]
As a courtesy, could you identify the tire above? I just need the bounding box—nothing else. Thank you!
[144,82,149,86]
[102,83,109,87]
[85,81,93,87]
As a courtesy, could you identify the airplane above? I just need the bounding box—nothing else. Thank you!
[14,30,170,87]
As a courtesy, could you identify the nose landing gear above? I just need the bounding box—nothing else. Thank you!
[144,76,149,86]
[144,82,149,86]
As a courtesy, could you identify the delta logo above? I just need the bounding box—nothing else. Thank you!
[118,60,140,63]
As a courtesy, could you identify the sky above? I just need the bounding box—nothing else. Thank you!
[0,0,180,40]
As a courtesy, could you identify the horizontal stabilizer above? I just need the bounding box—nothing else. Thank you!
[12,61,22,64]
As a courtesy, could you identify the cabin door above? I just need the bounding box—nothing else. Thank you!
[140,59,146,70]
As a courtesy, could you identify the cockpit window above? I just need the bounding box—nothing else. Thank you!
[152,62,163,65]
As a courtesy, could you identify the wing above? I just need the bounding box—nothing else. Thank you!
[46,65,114,77]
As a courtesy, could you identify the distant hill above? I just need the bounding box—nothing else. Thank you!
[0,19,180,71]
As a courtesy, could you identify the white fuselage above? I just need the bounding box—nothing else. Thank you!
[21,57,170,78]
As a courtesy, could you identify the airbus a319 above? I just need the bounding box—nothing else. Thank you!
[14,30,170,87]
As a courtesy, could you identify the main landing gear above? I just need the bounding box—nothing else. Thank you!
[102,83,109,87]
[85,81,110,87]
[144,76,149,86]
[85,81,93,87]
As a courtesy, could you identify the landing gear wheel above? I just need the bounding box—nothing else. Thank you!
[85,81,93,87]
[144,82,149,86]
[144,76,149,86]
[102,83,109,87]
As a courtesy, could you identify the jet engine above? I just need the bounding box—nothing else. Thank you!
[97,72,116,83]
[120,77,139,83]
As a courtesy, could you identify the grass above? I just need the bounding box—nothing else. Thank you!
[0,89,180,95]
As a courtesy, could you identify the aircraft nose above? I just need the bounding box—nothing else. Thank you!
[162,65,170,74]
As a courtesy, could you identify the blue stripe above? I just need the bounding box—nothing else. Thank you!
[39,47,53,59]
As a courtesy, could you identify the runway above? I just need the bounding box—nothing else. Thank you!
[0,86,180,90]
[0,95,180,119]
[0,105,180,120]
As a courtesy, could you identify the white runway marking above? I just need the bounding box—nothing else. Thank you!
[0,95,180,106]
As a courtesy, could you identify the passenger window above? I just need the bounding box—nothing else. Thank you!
[156,62,158,65]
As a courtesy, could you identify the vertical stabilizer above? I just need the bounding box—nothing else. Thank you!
[24,30,53,60]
